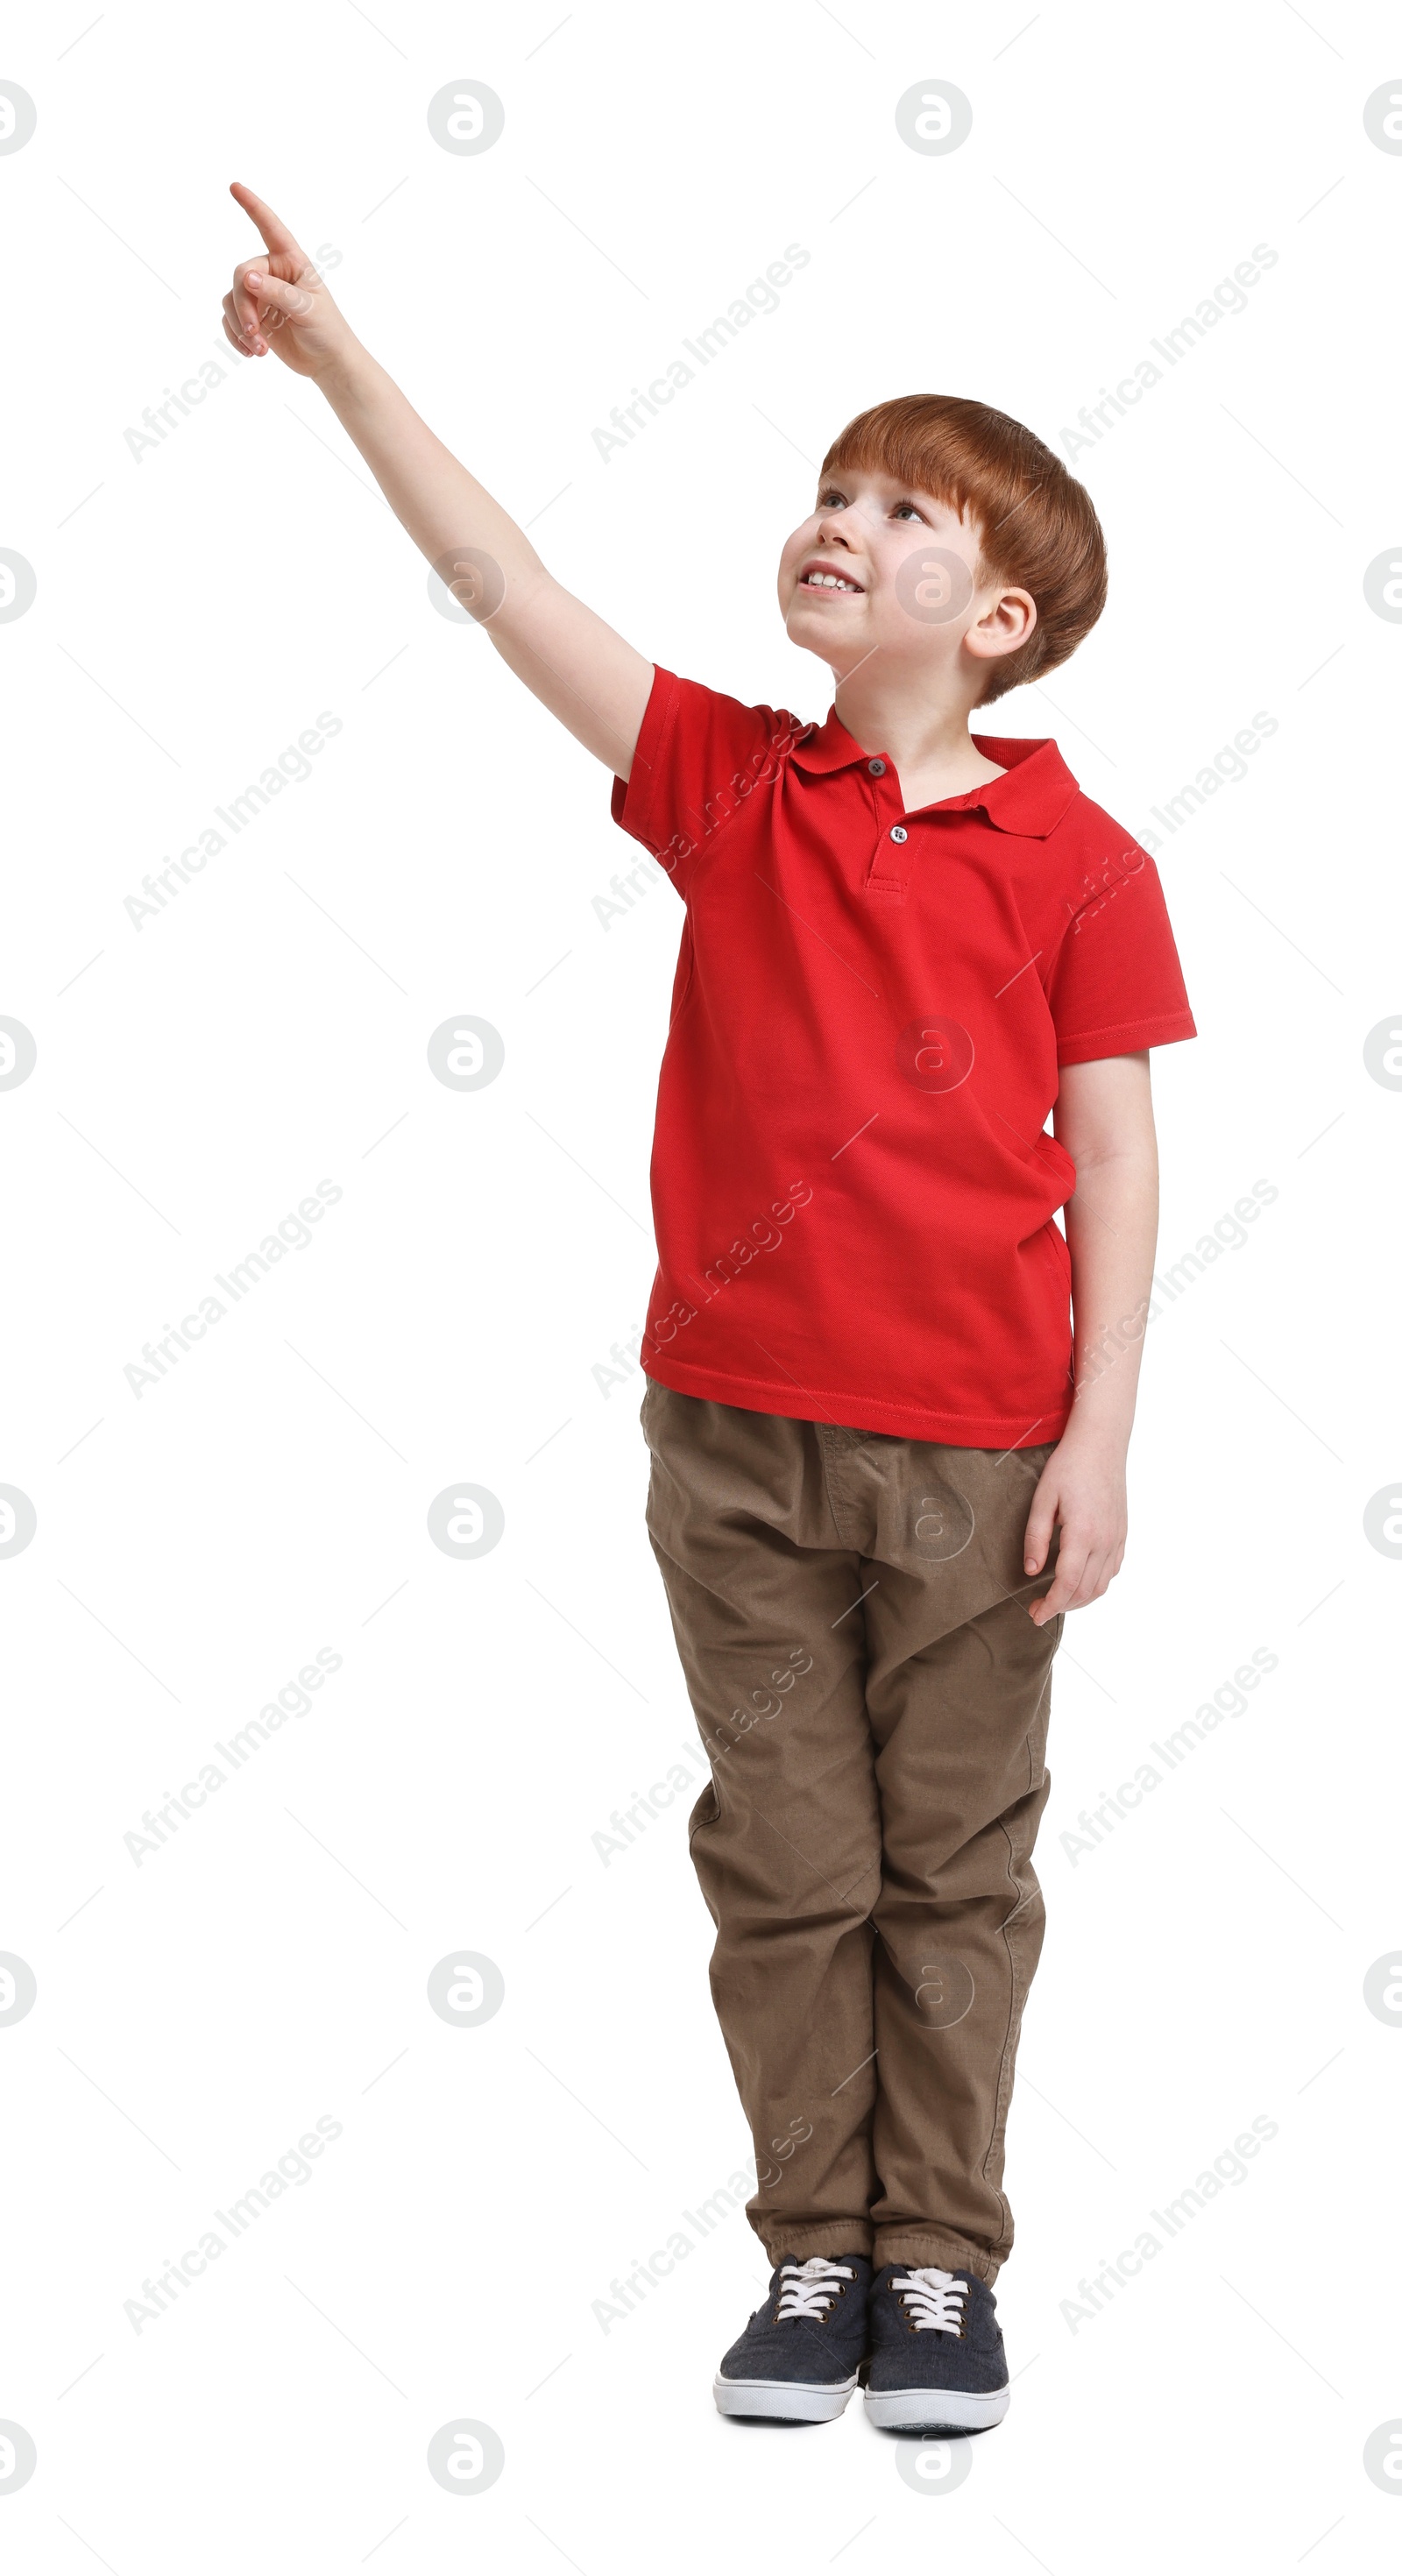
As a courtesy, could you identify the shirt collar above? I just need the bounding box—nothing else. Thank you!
[789,710,1081,838]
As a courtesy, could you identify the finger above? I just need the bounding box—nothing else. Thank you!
[1030,1542,1088,1624]
[1023,1490,1057,1575]
[1081,1550,1115,1602]
[230,259,268,343]
[230,180,308,270]
[1063,1546,1116,1613]
[221,307,257,358]
[1068,1550,1111,1609]
[221,291,259,356]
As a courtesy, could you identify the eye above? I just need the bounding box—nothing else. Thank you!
[891,500,928,521]
[817,488,847,511]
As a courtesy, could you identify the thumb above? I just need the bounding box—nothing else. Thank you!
[244,269,316,322]
[1023,1479,1058,1575]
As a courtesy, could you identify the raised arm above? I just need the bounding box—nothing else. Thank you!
[223,183,654,780]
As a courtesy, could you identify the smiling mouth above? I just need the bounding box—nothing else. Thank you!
[799,569,863,595]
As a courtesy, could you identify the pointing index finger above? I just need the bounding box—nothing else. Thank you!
[230,180,308,269]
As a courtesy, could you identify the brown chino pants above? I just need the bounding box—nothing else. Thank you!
[641,1381,1064,2282]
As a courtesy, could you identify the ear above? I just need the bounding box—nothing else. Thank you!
[964,585,1037,666]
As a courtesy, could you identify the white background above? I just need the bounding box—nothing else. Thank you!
[3,0,1399,2565]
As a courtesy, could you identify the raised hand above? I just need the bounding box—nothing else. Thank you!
[216,179,654,778]
[223,182,357,379]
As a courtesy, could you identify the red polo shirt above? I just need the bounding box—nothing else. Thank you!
[612,667,1196,1447]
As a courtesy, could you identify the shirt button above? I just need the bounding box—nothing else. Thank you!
[867,757,886,776]
[889,824,908,844]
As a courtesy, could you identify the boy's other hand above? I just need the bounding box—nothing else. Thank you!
[1022,1427,1128,1625]
[223,183,357,379]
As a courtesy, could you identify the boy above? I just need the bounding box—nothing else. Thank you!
[221,184,1195,2434]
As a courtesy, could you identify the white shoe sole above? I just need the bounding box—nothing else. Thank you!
[865,2381,1010,2432]
[714,2370,860,2422]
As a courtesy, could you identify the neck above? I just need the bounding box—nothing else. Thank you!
[830,671,1005,801]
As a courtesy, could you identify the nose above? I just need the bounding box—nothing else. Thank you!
[813,501,854,548]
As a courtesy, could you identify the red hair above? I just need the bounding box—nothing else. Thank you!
[819,394,1108,705]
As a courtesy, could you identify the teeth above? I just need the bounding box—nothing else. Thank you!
[807,572,858,591]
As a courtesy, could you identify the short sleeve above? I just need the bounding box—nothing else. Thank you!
[1045,839,1198,1065]
[610,666,800,902]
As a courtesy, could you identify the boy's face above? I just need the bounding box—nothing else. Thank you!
[777,468,1032,695]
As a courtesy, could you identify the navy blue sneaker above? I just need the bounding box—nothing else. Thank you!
[713,2254,872,2421]
[864,2264,1010,2433]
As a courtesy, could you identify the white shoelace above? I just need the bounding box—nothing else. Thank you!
[890,2266,968,2333]
[775,2257,855,2321]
